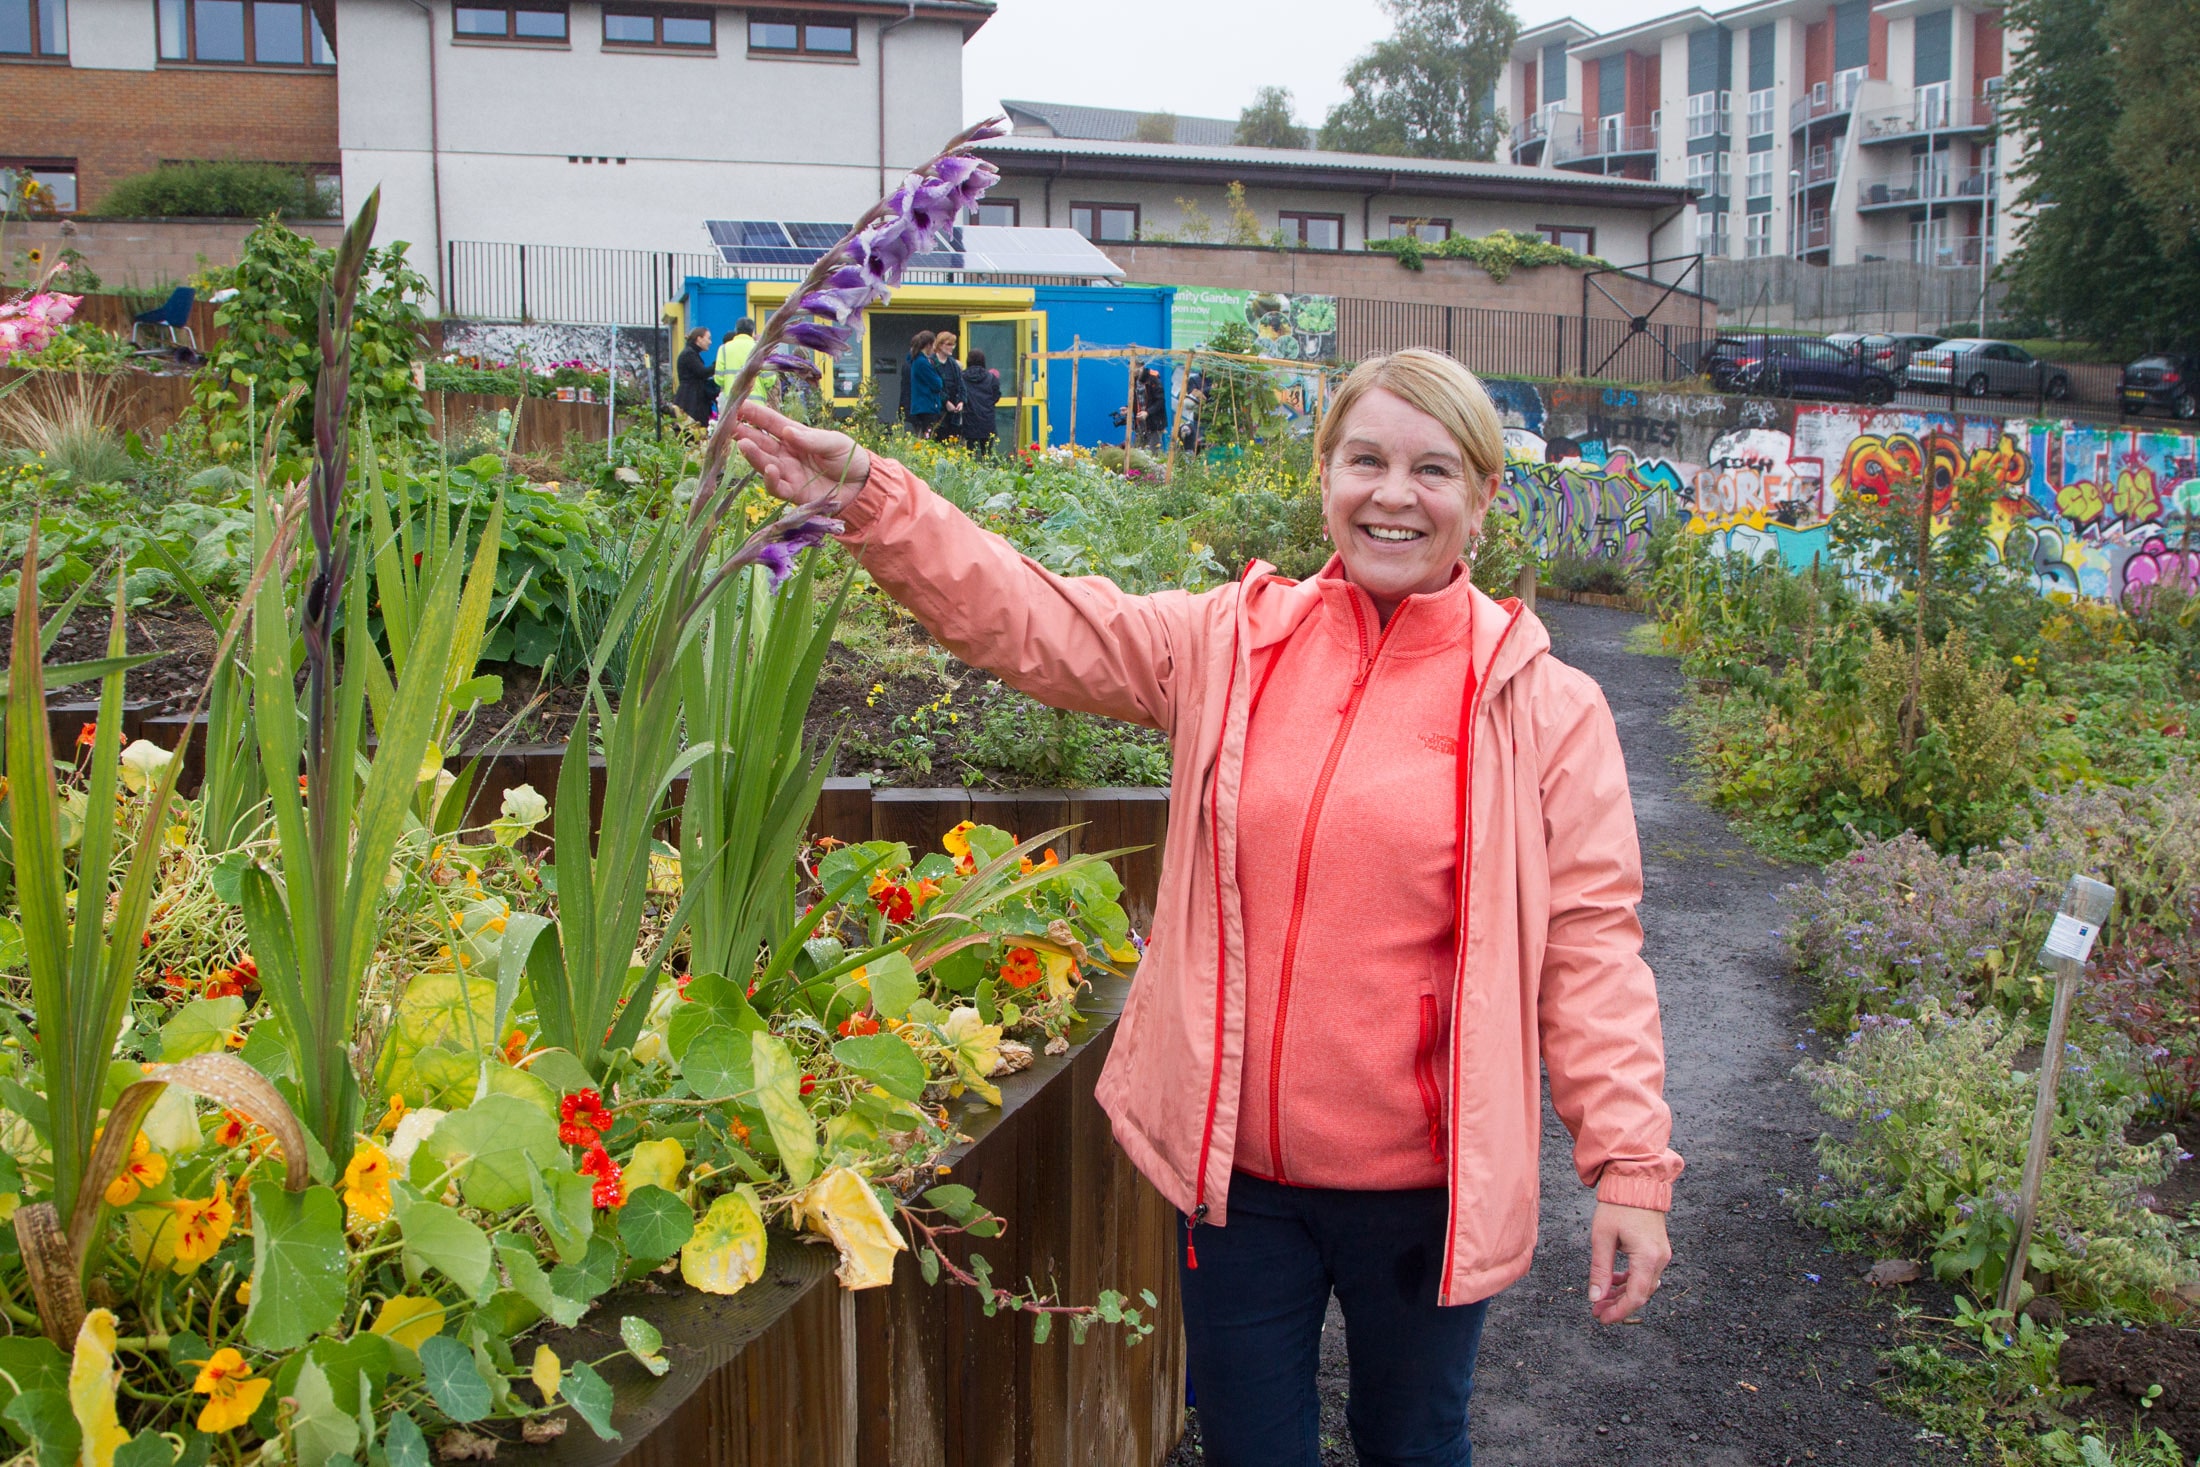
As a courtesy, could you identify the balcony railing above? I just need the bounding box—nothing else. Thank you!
[1916,236,1991,267]
[1801,221,1832,253]
[1857,171,1992,209]
[1803,154,1837,186]
[1515,111,1548,144]
[1790,69,1867,130]
[1550,121,1660,165]
[1857,95,1997,143]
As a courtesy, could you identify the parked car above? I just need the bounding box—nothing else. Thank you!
[1904,338,2073,400]
[1701,333,1774,390]
[1731,337,1899,404]
[1825,331,1943,384]
[2119,353,2200,419]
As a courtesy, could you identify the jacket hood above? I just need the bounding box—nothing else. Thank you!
[1235,555,1549,693]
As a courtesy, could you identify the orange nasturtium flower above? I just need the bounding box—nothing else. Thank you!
[942,820,978,875]
[1018,848,1060,876]
[999,947,1044,991]
[342,1143,394,1225]
[502,1029,529,1066]
[76,722,98,748]
[377,1093,408,1134]
[168,1188,236,1270]
[102,1132,167,1206]
[193,1349,270,1433]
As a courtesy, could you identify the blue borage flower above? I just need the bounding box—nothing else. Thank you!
[691,118,1006,591]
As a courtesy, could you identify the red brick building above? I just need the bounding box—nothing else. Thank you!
[2,0,336,212]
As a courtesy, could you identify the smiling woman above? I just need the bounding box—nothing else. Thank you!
[732,345,1683,1466]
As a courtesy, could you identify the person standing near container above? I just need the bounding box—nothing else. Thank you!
[730,346,1681,1467]
[1135,361,1169,450]
[898,329,935,425]
[673,327,716,427]
[934,330,965,440]
[959,347,1002,455]
[907,329,944,436]
[716,316,771,410]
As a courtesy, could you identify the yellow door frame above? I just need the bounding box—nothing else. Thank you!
[738,282,1039,414]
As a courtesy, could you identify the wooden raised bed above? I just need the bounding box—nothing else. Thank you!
[525,968,1186,1467]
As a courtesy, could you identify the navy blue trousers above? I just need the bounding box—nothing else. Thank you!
[1179,1172,1491,1467]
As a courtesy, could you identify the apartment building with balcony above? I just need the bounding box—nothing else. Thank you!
[1502,0,2016,272]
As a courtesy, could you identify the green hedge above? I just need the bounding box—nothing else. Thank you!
[92,160,335,219]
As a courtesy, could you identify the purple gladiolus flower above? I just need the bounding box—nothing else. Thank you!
[735,512,845,592]
[759,347,822,381]
[785,318,855,353]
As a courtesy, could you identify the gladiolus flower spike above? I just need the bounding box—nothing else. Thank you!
[690,117,1005,587]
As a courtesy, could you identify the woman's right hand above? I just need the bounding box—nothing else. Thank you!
[732,399,872,510]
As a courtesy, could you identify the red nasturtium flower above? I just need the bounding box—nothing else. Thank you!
[558,1089,615,1146]
[76,722,97,748]
[837,1013,880,1037]
[999,946,1044,990]
[799,1073,818,1096]
[869,873,915,924]
[577,1144,624,1208]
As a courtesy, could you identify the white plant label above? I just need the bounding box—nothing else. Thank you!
[2041,912,2099,963]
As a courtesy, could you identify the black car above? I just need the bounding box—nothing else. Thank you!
[2120,353,2199,419]
[1701,332,1805,390]
[1731,337,1899,404]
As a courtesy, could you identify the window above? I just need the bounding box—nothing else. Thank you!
[1538,224,1595,253]
[1914,80,1951,130]
[452,2,565,40]
[1747,87,1774,136]
[1069,202,1138,242]
[1910,214,1948,263]
[0,0,65,56]
[1,159,75,212]
[968,198,1019,227]
[1746,151,1773,199]
[1278,211,1343,249]
[1686,91,1730,139]
[1389,216,1452,243]
[1686,151,1730,196]
[159,0,332,61]
[1695,209,1728,257]
[748,15,854,55]
[603,6,711,48]
[1744,211,1772,256]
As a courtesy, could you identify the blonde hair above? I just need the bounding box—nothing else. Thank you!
[1314,349,1507,514]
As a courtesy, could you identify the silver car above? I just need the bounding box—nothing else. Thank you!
[1905,338,2073,400]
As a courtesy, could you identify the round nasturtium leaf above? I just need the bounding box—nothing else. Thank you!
[616,1186,694,1263]
[680,1192,767,1295]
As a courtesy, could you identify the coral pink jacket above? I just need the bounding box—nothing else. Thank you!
[840,456,1684,1306]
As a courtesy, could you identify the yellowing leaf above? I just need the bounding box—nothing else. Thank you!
[369,1295,446,1353]
[623,1137,685,1195]
[940,1006,1003,1107]
[122,1205,181,1273]
[530,1345,561,1405]
[791,1167,906,1291]
[68,1308,130,1467]
[680,1192,767,1295]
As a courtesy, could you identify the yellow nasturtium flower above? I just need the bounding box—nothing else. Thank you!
[69,1309,130,1467]
[342,1142,394,1225]
[167,1187,236,1271]
[192,1349,270,1434]
[102,1131,167,1207]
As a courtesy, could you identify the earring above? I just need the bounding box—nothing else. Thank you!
[1465,531,1483,571]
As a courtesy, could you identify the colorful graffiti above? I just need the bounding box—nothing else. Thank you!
[1483,380,2200,607]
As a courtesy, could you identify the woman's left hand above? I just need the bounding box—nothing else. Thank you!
[1587,1202,1671,1325]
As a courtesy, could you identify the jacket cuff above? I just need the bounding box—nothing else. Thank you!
[833,453,901,540]
[1595,1172,1673,1211]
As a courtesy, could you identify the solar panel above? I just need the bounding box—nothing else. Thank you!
[700,222,1124,279]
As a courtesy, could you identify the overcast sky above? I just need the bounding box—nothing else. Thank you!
[961,0,1647,128]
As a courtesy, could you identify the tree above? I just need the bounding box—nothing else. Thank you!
[1236,87,1310,149]
[1317,0,1517,161]
[2107,0,2200,253]
[1134,111,1178,143]
[2001,0,2200,349]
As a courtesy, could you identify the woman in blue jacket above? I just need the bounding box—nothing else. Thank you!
[908,332,945,435]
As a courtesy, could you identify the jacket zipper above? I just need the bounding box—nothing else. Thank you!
[1415,994,1445,1163]
[1185,565,1259,1269]
[1435,604,1524,1304]
[1266,592,1407,1182]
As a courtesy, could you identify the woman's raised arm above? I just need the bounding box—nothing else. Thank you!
[733,401,1196,731]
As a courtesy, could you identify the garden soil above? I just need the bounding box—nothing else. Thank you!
[2057,1324,2200,1457]
[1168,600,1952,1467]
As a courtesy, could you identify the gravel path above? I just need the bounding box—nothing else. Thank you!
[1171,600,1953,1467]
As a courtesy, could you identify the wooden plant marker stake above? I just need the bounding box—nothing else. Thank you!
[1998,874,2116,1316]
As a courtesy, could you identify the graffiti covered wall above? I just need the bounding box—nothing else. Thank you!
[1484,381,2200,607]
